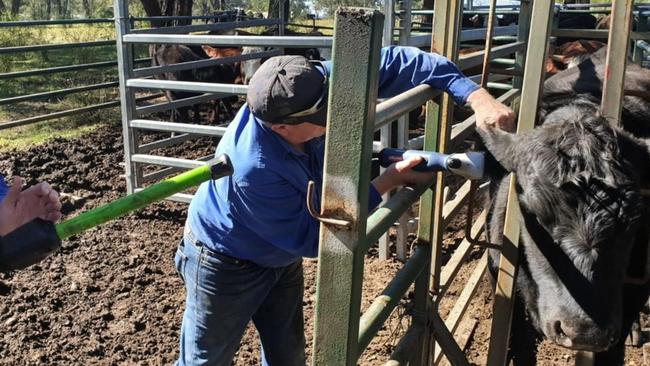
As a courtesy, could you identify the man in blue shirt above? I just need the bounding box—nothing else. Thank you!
[174,46,515,366]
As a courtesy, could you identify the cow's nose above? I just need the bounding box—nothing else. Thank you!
[549,319,618,351]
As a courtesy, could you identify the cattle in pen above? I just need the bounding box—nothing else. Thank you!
[150,44,242,123]
[479,48,650,365]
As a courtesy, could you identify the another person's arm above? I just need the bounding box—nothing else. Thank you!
[371,156,434,197]
[0,176,62,236]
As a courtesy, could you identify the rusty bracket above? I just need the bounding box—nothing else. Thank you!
[306,180,352,228]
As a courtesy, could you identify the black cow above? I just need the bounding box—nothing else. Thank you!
[238,26,323,85]
[556,13,599,46]
[151,44,241,123]
[479,48,650,365]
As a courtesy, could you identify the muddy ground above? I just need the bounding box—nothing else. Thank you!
[0,120,647,365]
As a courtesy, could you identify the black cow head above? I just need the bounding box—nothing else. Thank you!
[480,109,650,351]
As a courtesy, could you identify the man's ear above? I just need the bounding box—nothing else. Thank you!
[268,123,290,139]
[477,126,521,173]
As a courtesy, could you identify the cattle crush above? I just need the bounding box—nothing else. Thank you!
[113,0,649,365]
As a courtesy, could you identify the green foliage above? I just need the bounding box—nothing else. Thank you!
[312,0,382,17]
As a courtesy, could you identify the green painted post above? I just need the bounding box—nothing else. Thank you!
[411,101,440,366]
[511,0,532,114]
[311,8,384,366]
[486,0,554,364]
[601,0,634,126]
[425,0,464,363]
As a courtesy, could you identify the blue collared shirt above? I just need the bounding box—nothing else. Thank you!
[0,175,7,203]
[186,46,479,267]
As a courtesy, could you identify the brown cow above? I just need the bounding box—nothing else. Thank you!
[151,44,242,124]
[546,40,606,76]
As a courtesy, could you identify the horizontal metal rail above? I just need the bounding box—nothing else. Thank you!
[136,93,216,116]
[551,29,650,40]
[0,58,150,80]
[287,23,334,30]
[404,9,520,15]
[0,81,119,105]
[0,40,114,54]
[130,119,228,136]
[491,58,516,65]
[357,244,430,358]
[458,42,525,70]
[0,94,160,130]
[141,155,214,183]
[131,154,207,169]
[133,49,281,78]
[131,14,239,22]
[409,26,517,47]
[122,34,333,48]
[131,18,280,35]
[561,3,612,8]
[556,9,612,14]
[0,18,113,27]
[138,133,195,154]
[364,182,433,252]
[127,78,248,94]
[375,84,442,130]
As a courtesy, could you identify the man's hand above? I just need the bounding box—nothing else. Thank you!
[467,88,516,132]
[371,156,435,195]
[0,177,62,236]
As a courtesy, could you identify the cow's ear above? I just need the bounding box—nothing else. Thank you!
[477,126,520,172]
[201,45,220,58]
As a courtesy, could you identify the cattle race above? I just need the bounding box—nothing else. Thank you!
[0,0,649,365]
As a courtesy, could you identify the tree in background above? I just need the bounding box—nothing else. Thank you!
[268,0,289,21]
[312,0,380,17]
[139,0,193,26]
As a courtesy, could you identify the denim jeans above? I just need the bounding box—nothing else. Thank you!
[174,233,306,366]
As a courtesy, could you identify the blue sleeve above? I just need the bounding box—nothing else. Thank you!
[0,175,8,203]
[368,184,382,211]
[377,46,480,105]
[322,46,480,105]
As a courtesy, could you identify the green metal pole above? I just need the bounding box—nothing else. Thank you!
[311,8,384,366]
[55,155,232,240]
[357,244,430,355]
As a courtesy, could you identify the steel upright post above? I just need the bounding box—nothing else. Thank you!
[418,0,463,363]
[486,0,554,364]
[311,8,384,366]
[601,0,634,125]
[114,0,140,194]
[379,0,396,261]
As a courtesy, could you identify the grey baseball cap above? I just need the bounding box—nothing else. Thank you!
[246,55,328,126]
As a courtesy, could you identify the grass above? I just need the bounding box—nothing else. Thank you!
[0,23,149,152]
[0,109,119,151]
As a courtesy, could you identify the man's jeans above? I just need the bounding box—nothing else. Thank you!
[174,233,306,366]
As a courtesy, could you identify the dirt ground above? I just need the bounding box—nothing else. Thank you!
[0,121,647,365]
